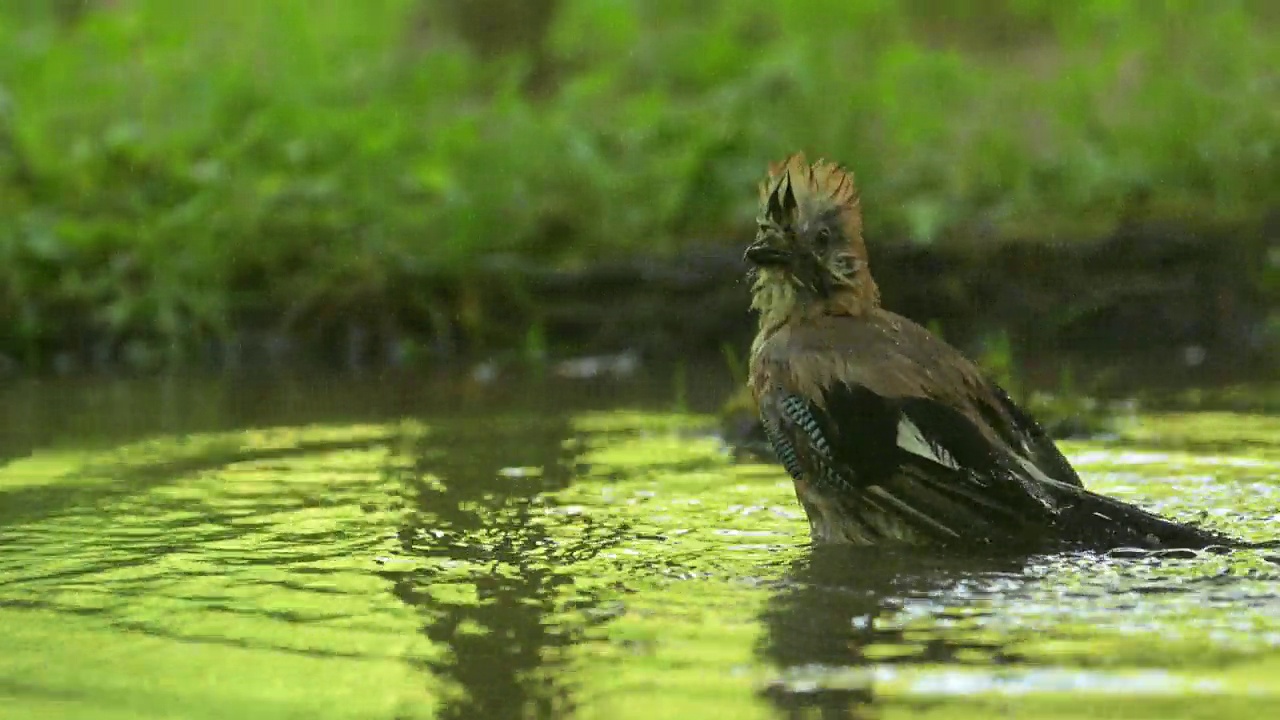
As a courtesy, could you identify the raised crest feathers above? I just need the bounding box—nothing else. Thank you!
[758,153,863,245]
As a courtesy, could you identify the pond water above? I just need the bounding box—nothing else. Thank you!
[1,373,1279,719]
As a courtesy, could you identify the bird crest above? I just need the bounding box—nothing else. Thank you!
[749,153,879,325]
[757,153,863,246]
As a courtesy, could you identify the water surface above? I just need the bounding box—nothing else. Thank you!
[1,374,1278,719]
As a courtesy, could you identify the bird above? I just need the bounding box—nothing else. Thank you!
[744,153,1236,552]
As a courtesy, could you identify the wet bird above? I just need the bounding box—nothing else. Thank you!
[745,153,1234,551]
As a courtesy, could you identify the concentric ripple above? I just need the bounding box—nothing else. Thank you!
[2,408,1279,719]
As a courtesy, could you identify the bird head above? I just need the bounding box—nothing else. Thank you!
[745,154,879,323]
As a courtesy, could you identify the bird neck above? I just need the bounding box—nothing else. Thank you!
[750,269,880,339]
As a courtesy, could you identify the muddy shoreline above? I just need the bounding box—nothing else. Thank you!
[7,217,1277,382]
[367,217,1279,382]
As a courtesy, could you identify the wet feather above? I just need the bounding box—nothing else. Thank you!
[745,154,1233,551]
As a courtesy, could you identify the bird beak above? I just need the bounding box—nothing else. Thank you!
[744,240,791,267]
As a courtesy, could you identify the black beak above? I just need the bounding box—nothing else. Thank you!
[744,241,791,267]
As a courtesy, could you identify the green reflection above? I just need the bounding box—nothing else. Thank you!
[1,407,1279,719]
[0,423,438,719]
[379,413,627,719]
[549,410,1280,717]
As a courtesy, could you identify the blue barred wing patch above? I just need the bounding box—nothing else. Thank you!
[761,414,804,482]
[780,394,832,458]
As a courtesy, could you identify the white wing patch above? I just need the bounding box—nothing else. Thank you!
[1012,452,1056,485]
[895,416,960,470]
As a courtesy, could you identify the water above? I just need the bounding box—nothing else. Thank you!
[1,374,1279,719]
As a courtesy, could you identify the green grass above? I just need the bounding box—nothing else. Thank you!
[1,0,1277,368]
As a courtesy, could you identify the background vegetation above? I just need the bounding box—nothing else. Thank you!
[1,0,1277,371]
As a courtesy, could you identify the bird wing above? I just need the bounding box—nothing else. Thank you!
[972,383,1085,488]
[761,380,1234,550]
[771,314,1084,490]
[760,380,1067,546]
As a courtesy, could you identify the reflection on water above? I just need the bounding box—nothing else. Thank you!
[759,548,1032,717]
[383,415,626,718]
[0,421,434,718]
[1,375,1279,718]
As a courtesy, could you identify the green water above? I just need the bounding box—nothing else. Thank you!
[1,375,1279,719]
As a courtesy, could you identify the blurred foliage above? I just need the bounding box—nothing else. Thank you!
[0,0,1277,368]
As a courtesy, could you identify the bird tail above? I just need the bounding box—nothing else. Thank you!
[826,460,1239,552]
[1040,482,1238,551]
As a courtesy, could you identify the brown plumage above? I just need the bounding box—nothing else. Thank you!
[745,153,1235,550]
